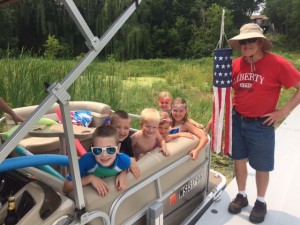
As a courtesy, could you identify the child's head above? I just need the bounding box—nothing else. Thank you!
[170,97,188,126]
[110,110,131,142]
[158,111,172,138]
[91,125,120,167]
[140,108,160,136]
[157,91,172,112]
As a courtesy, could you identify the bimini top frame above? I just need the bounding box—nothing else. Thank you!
[0,0,143,223]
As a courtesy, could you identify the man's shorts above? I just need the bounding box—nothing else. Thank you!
[231,110,275,172]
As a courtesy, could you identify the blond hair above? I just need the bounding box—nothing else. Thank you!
[157,91,172,101]
[159,111,172,125]
[141,108,160,124]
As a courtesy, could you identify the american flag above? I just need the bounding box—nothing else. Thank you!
[211,48,232,155]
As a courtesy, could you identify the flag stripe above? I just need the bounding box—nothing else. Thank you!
[212,48,232,155]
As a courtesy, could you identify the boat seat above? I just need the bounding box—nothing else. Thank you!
[67,135,209,225]
[3,101,111,154]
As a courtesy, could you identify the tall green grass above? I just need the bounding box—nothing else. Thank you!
[1,53,298,182]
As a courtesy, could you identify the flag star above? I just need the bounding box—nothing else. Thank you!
[219,56,223,61]
[224,73,228,76]
[216,64,220,68]
[225,56,228,60]
[215,56,217,60]
[221,80,225,84]
[218,72,223,76]
[214,72,217,76]
[216,80,219,83]
[221,64,225,69]
[227,80,231,84]
[227,64,231,68]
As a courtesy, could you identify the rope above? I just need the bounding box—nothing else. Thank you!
[216,9,228,49]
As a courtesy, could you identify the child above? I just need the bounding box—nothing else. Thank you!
[110,110,140,178]
[158,111,194,142]
[63,125,136,197]
[156,91,204,129]
[110,110,134,157]
[157,91,172,113]
[170,97,208,160]
[131,108,169,159]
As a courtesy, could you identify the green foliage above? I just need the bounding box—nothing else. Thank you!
[0,0,296,59]
[264,0,300,49]
[43,35,70,59]
[1,54,298,180]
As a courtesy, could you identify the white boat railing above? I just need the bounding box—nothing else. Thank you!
[110,154,209,225]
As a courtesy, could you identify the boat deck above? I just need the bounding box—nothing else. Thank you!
[196,104,300,225]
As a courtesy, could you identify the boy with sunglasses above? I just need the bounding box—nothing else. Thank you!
[63,125,137,197]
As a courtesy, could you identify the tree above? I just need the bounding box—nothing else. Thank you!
[264,0,300,48]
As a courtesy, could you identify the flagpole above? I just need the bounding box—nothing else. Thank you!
[217,9,225,49]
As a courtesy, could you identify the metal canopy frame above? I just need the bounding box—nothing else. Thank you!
[0,0,142,223]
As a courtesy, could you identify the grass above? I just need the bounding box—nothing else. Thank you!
[1,51,299,183]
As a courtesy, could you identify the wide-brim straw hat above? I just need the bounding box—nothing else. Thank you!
[228,23,272,51]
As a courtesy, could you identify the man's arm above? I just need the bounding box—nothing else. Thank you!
[263,81,300,126]
[0,97,25,124]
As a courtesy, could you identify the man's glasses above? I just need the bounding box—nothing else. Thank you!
[238,38,258,45]
[91,146,118,156]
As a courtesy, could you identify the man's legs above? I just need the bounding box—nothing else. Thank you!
[228,159,249,214]
[256,171,269,197]
[248,171,269,223]
[235,159,248,192]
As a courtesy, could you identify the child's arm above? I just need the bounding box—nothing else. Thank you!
[129,157,141,179]
[157,131,170,156]
[63,175,109,197]
[185,123,208,160]
[115,171,127,192]
[130,133,138,158]
[188,118,204,129]
[206,117,213,133]
[168,132,194,141]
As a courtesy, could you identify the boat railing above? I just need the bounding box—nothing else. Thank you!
[109,150,210,225]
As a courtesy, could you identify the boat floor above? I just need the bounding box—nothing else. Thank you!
[196,104,300,225]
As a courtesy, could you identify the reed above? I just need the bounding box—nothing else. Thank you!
[1,54,298,182]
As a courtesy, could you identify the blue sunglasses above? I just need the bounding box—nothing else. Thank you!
[91,146,118,156]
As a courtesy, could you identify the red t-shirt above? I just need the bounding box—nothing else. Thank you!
[232,52,300,117]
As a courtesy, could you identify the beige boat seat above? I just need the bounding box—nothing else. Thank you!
[68,135,209,225]
[3,101,111,154]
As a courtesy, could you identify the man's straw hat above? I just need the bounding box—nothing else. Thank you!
[228,23,272,51]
